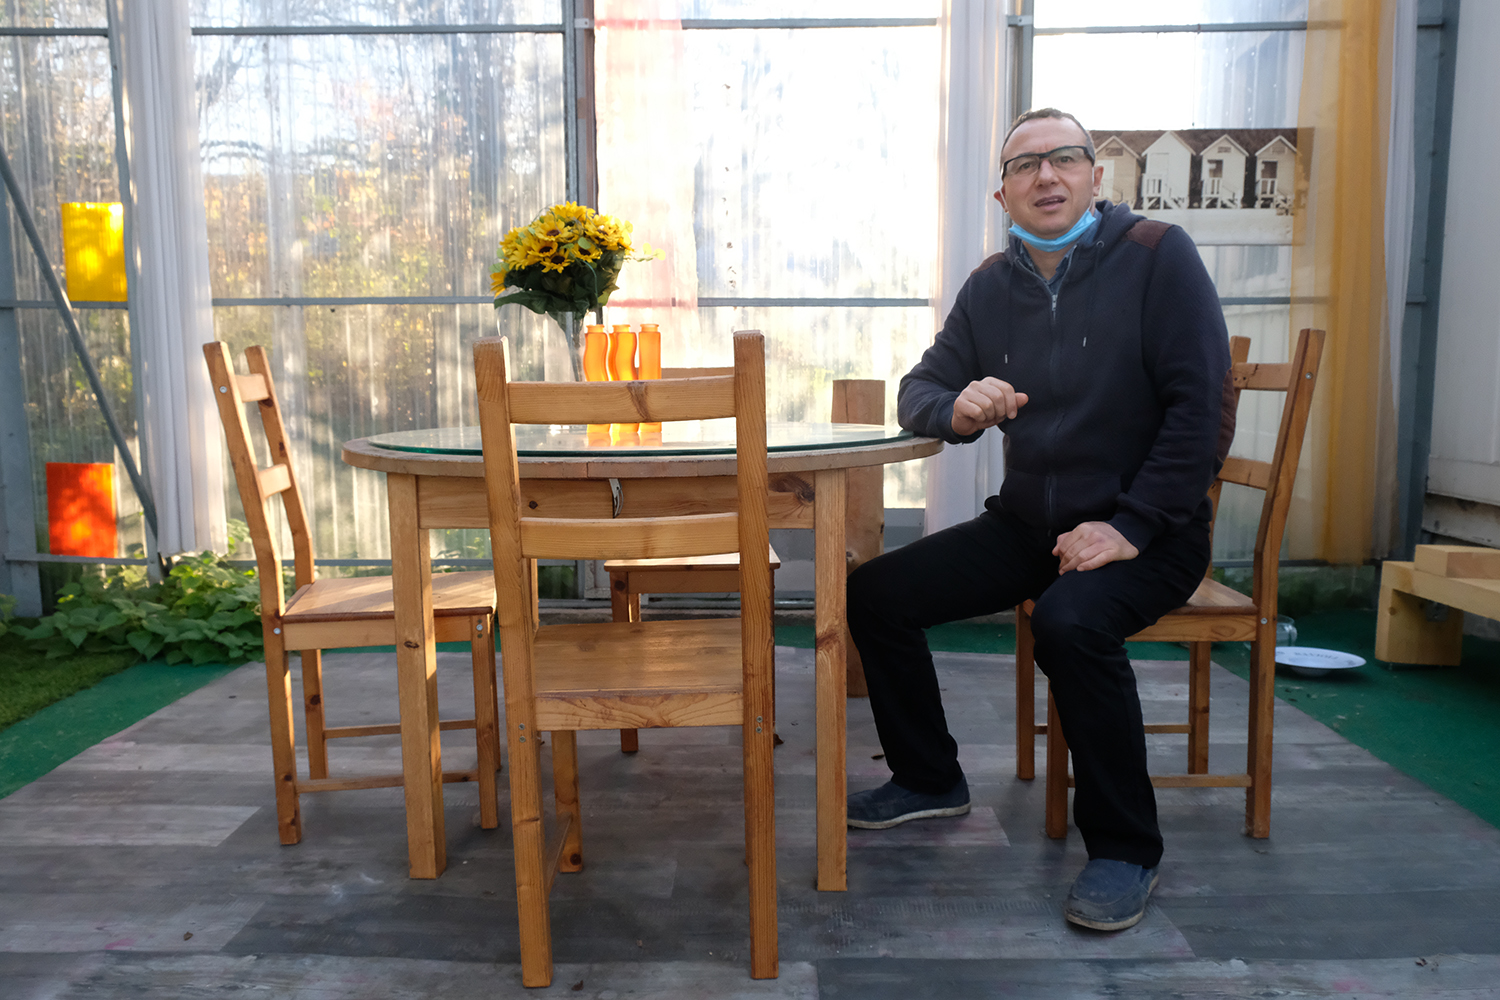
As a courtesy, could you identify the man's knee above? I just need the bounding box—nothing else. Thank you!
[1029,594,1122,677]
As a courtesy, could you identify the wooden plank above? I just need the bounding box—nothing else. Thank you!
[734,331,778,980]
[235,372,270,401]
[1220,456,1272,490]
[814,467,848,893]
[245,346,315,590]
[1142,723,1192,734]
[1233,361,1293,389]
[1375,561,1464,665]
[300,647,328,779]
[1413,543,1500,580]
[255,467,292,500]
[1044,691,1068,838]
[469,615,501,830]
[536,692,743,731]
[550,731,583,872]
[1405,566,1500,622]
[295,769,482,795]
[507,376,736,425]
[387,472,446,880]
[260,627,302,845]
[542,812,574,897]
[1129,616,1257,642]
[474,337,553,988]
[835,379,885,700]
[1188,641,1211,774]
[1015,605,1036,781]
[323,719,477,739]
[534,619,743,695]
[519,512,740,560]
[1245,619,1276,838]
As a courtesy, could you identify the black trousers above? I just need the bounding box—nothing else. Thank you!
[847,507,1211,869]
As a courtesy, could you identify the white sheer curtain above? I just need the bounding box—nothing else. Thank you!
[923,0,1011,536]
[594,1,702,353]
[116,0,224,555]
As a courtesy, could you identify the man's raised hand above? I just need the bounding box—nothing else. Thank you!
[1053,521,1139,574]
[950,377,1028,436]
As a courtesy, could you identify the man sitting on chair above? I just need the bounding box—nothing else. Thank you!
[846,108,1231,931]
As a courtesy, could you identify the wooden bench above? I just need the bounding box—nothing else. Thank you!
[1375,544,1500,664]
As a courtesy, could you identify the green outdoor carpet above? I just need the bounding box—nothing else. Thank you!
[0,659,239,799]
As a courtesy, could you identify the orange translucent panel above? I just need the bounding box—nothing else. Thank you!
[61,202,127,302]
[47,462,117,558]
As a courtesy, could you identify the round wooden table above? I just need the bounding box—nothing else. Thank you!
[343,422,941,888]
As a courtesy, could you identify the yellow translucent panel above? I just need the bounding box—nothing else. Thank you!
[61,202,126,302]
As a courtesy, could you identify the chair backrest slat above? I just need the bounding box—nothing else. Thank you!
[1233,362,1293,390]
[661,365,733,379]
[237,373,271,402]
[257,463,294,497]
[1219,455,1272,491]
[244,346,316,589]
[507,377,735,425]
[520,512,740,560]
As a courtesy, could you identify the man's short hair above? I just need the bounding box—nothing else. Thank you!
[1002,108,1095,162]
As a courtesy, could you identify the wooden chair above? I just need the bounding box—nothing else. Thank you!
[475,331,777,987]
[1014,328,1324,839]
[204,342,501,846]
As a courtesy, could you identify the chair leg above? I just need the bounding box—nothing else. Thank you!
[300,648,329,780]
[1016,605,1036,781]
[1187,640,1211,774]
[1044,688,1070,839]
[551,730,584,872]
[507,721,554,987]
[470,616,501,829]
[745,714,779,978]
[263,629,302,845]
[1245,621,1276,838]
[610,574,641,753]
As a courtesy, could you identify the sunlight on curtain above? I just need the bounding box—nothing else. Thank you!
[594,1,702,352]
[1289,0,1403,562]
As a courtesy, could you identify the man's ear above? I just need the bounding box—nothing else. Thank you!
[993,189,1008,211]
[1092,164,1104,197]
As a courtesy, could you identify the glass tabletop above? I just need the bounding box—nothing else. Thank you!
[367,421,913,457]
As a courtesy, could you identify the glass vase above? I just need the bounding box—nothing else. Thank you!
[638,322,662,439]
[609,324,639,439]
[582,324,610,441]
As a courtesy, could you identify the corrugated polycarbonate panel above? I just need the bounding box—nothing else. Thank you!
[189,0,561,29]
[685,24,938,301]
[197,30,564,301]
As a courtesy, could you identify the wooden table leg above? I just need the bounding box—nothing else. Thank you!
[388,473,446,879]
[814,468,848,891]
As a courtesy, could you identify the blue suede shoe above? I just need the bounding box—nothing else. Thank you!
[846,777,970,830]
[1063,859,1160,931]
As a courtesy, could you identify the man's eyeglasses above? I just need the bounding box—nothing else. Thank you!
[1001,145,1094,179]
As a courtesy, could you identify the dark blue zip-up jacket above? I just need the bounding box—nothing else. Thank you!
[899,199,1232,552]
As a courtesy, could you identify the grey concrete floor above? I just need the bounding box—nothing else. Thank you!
[2,645,1498,998]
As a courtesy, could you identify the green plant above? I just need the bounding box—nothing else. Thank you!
[0,594,15,638]
[15,552,263,666]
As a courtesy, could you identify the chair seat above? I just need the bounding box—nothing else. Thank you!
[533,617,745,730]
[603,545,782,573]
[1164,577,1258,615]
[283,570,496,622]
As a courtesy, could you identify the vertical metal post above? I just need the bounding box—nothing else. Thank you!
[107,0,162,578]
[1015,0,1034,119]
[563,0,579,205]
[1394,0,1460,558]
[0,182,42,616]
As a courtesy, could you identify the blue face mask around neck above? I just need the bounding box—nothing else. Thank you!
[1009,208,1097,252]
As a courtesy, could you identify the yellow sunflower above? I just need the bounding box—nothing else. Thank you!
[551,201,593,222]
[490,267,507,294]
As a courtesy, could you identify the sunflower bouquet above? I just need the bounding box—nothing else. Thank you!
[491,202,659,378]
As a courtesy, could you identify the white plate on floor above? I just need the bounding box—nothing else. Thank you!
[1274,646,1366,678]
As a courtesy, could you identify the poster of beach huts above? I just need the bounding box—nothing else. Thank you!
[1090,129,1299,245]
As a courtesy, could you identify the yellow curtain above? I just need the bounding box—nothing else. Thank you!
[1287,0,1401,562]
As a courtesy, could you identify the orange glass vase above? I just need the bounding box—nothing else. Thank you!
[582,324,610,441]
[609,324,639,440]
[638,323,662,439]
